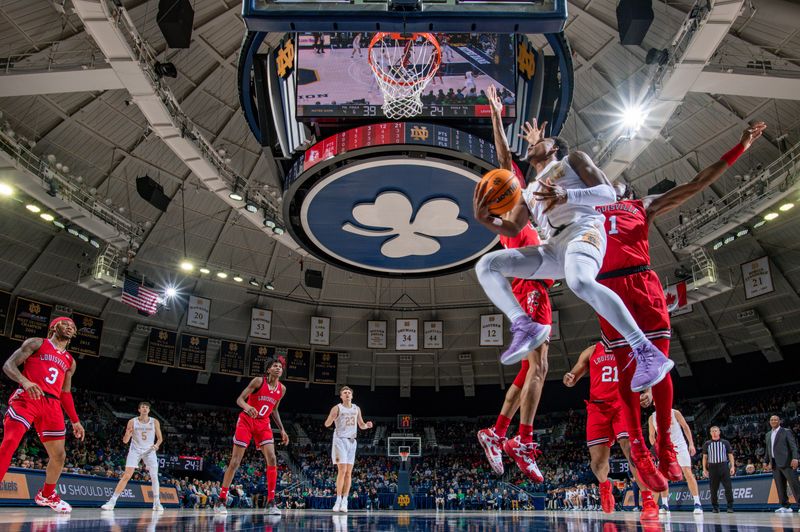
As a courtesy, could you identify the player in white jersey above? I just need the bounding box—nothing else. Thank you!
[324,386,373,513]
[351,33,362,58]
[648,406,702,515]
[474,84,672,394]
[101,402,164,511]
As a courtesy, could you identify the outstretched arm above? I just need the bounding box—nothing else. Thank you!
[562,345,595,387]
[534,152,615,211]
[3,337,44,399]
[487,84,513,172]
[645,122,766,219]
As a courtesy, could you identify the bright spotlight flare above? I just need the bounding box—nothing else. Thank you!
[164,286,177,298]
[621,105,648,137]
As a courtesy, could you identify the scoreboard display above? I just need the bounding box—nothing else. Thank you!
[397,414,413,430]
[157,455,204,472]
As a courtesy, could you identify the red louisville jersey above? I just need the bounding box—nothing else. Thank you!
[22,338,73,398]
[500,223,554,290]
[596,199,651,273]
[246,378,284,419]
[588,343,619,403]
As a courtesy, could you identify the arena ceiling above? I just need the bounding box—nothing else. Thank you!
[1,0,800,390]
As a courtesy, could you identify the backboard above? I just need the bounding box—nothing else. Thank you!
[387,435,422,458]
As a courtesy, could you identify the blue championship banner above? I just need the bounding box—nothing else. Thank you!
[11,297,52,341]
[313,351,338,384]
[0,289,10,335]
[178,333,208,371]
[146,328,177,367]
[0,467,179,508]
[623,473,799,511]
[70,312,103,357]
[249,344,276,376]
[219,339,246,376]
[286,348,310,382]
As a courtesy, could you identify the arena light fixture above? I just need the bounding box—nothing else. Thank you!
[40,213,55,222]
[164,286,178,298]
[233,275,244,283]
[67,226,80,237]
[228,188,244,201]
[26,204,41,213]
[723,234,735,245]
[713,240,724,250]
[245,201,259,214]
[52,220,65,229]
[249,277,260,287]
[199,267,211,274]
[272,226,285,235]
[736,228,749,237]
[621,105,647,134]
[179,261,194,272]
[753,220,767,229]
[779,203,794,212]
[89,239,101,249]
[77,232,89,243]
[216,271,228,279]
[764,212,779,221]
[0,183,13,197]
[264,216,277,229]
[265,281,275,291]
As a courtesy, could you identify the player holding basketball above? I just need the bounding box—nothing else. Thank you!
[101,401,164,511]
[563,343,653,514]
[475,85,672,402]
[215,358,289,516]
[648,405,702,515]
[595,121,766,496]
[476,222,552,482]
[324,386,373,513]
[0,317,85,513]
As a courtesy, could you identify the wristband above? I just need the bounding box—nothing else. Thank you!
[60,391,80,424]
[491,217,503,227]
[720,143,745,166]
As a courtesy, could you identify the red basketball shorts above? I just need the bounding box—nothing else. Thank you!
[233,413,273,448]
[512,280,551,388]
[597,270,671,356]
[4,389,66,442]
[586,400,629,447]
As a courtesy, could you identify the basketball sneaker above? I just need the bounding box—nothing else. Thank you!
[630,439,667,492]
[640,498,659,521]
[266,501,281,515]
[477,427,505,475]
[656,442,683,482]
[101,500,116,511]
[34,490,72,513]
[153,500,164,512]
[500,316,550,365]
[659,504,670,515]
[630,343,674,392]
[214,501,228,515]
[693,503,703,514]
[599,480,614,513]
[502,436,544,483]
[332,498,342,512]
[340,498,348,513]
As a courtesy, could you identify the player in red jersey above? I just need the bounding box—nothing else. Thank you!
[595,122,766,514]
[215,357,289,516]
[476,222,552,482]
[0,317,85,513]
[563,343,653,513]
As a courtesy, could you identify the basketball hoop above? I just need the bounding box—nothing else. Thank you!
[367,32,441,120]
[398,445,411,462]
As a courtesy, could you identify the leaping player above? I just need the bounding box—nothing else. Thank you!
[476,219,553,479]
[563,343,652,514]
[0,317,85,513]
[214,357,289,516]
[324,386,373,513]
[101,401,164,511]
[475,85,673,433]
[594,121,766,502]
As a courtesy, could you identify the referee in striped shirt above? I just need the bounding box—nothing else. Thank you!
[702,426,735,513]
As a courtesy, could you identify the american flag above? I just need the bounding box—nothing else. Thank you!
[122,275,159,316]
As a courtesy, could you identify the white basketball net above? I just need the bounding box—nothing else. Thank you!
[368,33,441,120]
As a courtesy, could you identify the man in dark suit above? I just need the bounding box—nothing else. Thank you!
[764,414,800,513]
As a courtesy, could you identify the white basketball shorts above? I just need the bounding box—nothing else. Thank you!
[126,446,159,471]
[331,437,357,465]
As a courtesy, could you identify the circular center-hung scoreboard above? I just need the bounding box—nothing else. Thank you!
[237,0,574,278]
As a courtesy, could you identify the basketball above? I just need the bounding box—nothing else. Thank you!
[478,168,522,215]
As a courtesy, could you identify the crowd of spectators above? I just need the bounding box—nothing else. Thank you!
[2,378,799,512]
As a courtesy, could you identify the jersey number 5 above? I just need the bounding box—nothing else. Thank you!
[44,367,59,385]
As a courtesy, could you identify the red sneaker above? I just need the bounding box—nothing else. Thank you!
[502,435,544,483]
[477,427,505,475]
[599,480,614,513]
[631,440,667,492]
[640,498,659,521]
[657,442,683,482]
[34,490,72,513]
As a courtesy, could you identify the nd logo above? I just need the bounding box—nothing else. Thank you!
[397,494,411,507]
[276,38,295,78]
[517,40,535,81]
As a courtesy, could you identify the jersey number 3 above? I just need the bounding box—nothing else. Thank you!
[44,367,59,385]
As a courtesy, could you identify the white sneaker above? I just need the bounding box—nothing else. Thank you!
[35,491,72,513]
[476,427,505,475]
[214,502,228,515]
[153,501,164,512]
[693,503,703,514]
[101,500,116,511]
[332,499,342,512]
[775,507,792,513]
[340,499,348,513]
[266,502,281,515]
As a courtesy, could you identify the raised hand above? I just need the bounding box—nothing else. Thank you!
[486,85,503,116]
[532,179,566,213]
[519,119,548,146]
[740,121,766,150]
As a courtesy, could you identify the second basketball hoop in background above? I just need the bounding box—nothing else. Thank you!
[368,32,441,119]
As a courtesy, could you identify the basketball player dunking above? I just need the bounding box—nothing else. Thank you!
[101,401,164,511]
[215,357,289,516]
[476,223,552,481]
[324,386,373,513]
[594,121,766,497]
[475,85,673,398]
[0,317,85,513]
[563,343,652,514]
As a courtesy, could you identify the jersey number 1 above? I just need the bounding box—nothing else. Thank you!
[608,215,619,235]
